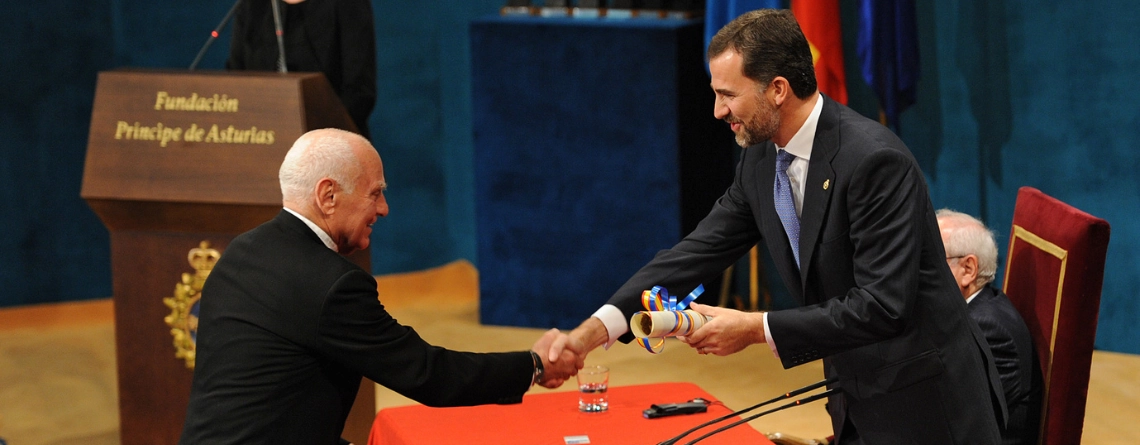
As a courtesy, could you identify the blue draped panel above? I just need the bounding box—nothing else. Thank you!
[471,17,734,329]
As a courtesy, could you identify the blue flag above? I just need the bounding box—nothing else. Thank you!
[705,0,784,61]
[856,0,920,131]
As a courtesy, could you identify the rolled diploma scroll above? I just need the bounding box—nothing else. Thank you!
[629,309,710,339]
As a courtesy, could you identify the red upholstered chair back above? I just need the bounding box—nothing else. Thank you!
[1001,187,1110,445]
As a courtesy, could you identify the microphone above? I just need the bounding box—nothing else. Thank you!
[682,388,841,445]
[189,0,243,70]
[657,377,838,445]
[270,0,287,73]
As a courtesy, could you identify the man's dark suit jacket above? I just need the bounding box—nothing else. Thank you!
[606,96,1005,444]
[968,285,1043,445]
[227,0,376,138]
[179,211,531,444]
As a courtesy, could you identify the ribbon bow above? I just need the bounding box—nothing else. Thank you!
[632,284,704,354]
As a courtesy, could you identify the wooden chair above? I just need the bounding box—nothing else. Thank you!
[1002,186,1110,445]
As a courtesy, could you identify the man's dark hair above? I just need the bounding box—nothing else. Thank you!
[708,9,817,99]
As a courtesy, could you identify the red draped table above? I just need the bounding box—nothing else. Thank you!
[369,382,773,445]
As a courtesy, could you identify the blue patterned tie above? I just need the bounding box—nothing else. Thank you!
[774,150,800,268]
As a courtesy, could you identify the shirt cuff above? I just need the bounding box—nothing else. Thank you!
[763,312,779,359]
[591,304,627,350]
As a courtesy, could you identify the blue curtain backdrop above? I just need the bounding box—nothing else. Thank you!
[1,0,1138,355]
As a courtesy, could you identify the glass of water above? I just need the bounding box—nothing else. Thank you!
[577,365,609,412]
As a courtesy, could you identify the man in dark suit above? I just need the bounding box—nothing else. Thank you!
[938,209,1043,445]
[550,9,1005,444]
[179,128,581,444]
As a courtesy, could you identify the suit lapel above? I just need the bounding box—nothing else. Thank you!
[797,97,840,294]
[755,142,804,302]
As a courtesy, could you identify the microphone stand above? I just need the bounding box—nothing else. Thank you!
[270,0,287,73]
[682,388,841,445]
[657,377,838,445]
[189,0,243,70]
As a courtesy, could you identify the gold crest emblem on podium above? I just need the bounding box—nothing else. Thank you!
[163,241,220,369]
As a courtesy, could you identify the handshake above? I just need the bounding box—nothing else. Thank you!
[526,298,764,389]
[529,328,588,388]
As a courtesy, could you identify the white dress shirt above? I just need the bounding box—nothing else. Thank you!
[965,288,982,305]
[284,207,338,251]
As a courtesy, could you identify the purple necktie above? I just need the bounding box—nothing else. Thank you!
[774,150,800,268]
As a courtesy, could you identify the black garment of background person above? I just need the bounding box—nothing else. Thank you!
[227,0,376,139]
[968,285,1043,445]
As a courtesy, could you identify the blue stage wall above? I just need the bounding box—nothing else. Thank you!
[470,18,736,329]
[894,1,1140,354]
[1,0,1137,354]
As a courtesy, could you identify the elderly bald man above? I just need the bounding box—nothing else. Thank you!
[180,128,582,445]
[937,209,1042,445]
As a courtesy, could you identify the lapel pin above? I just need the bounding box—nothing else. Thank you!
[823,179,830,190]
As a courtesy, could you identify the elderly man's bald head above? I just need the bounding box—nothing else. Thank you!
[279,128,373,203]
[937,209,999,297]
[278,128,388,254]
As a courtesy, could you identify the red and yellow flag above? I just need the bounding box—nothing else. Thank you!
[791,0,848,105]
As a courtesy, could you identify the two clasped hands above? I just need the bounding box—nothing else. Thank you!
[531,302,768,388]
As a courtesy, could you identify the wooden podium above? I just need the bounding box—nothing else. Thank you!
[81,69,374,445]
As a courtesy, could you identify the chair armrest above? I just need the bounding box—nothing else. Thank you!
[766,432,829,445]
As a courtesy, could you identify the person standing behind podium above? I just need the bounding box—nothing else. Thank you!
[550,9,1005,445]
[937,209,1042,445]
[179,128,582,445]
[227,0,376,139]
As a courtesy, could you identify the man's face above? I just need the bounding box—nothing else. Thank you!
[938,218,971,298]
[330,149,388,255]
[709,49,780,147]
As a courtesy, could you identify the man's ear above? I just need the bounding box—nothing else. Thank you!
[960,254,980,283]
[315,178,338,215]
[770,76,790,107]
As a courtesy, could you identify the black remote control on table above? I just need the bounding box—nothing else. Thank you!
[642,398,709,419]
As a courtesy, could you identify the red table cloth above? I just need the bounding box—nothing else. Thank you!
[369,382,773,445]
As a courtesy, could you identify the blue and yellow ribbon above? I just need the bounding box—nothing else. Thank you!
[633,284,704,354]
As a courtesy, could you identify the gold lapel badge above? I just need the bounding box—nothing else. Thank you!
[823,179,830,190]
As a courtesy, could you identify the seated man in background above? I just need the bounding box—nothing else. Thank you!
[937,209,1043,445]
[180,128,581,445]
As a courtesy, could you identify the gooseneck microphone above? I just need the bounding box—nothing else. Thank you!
[657,377,839,445]
[682,387,841,445]
[189,0,243,70]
